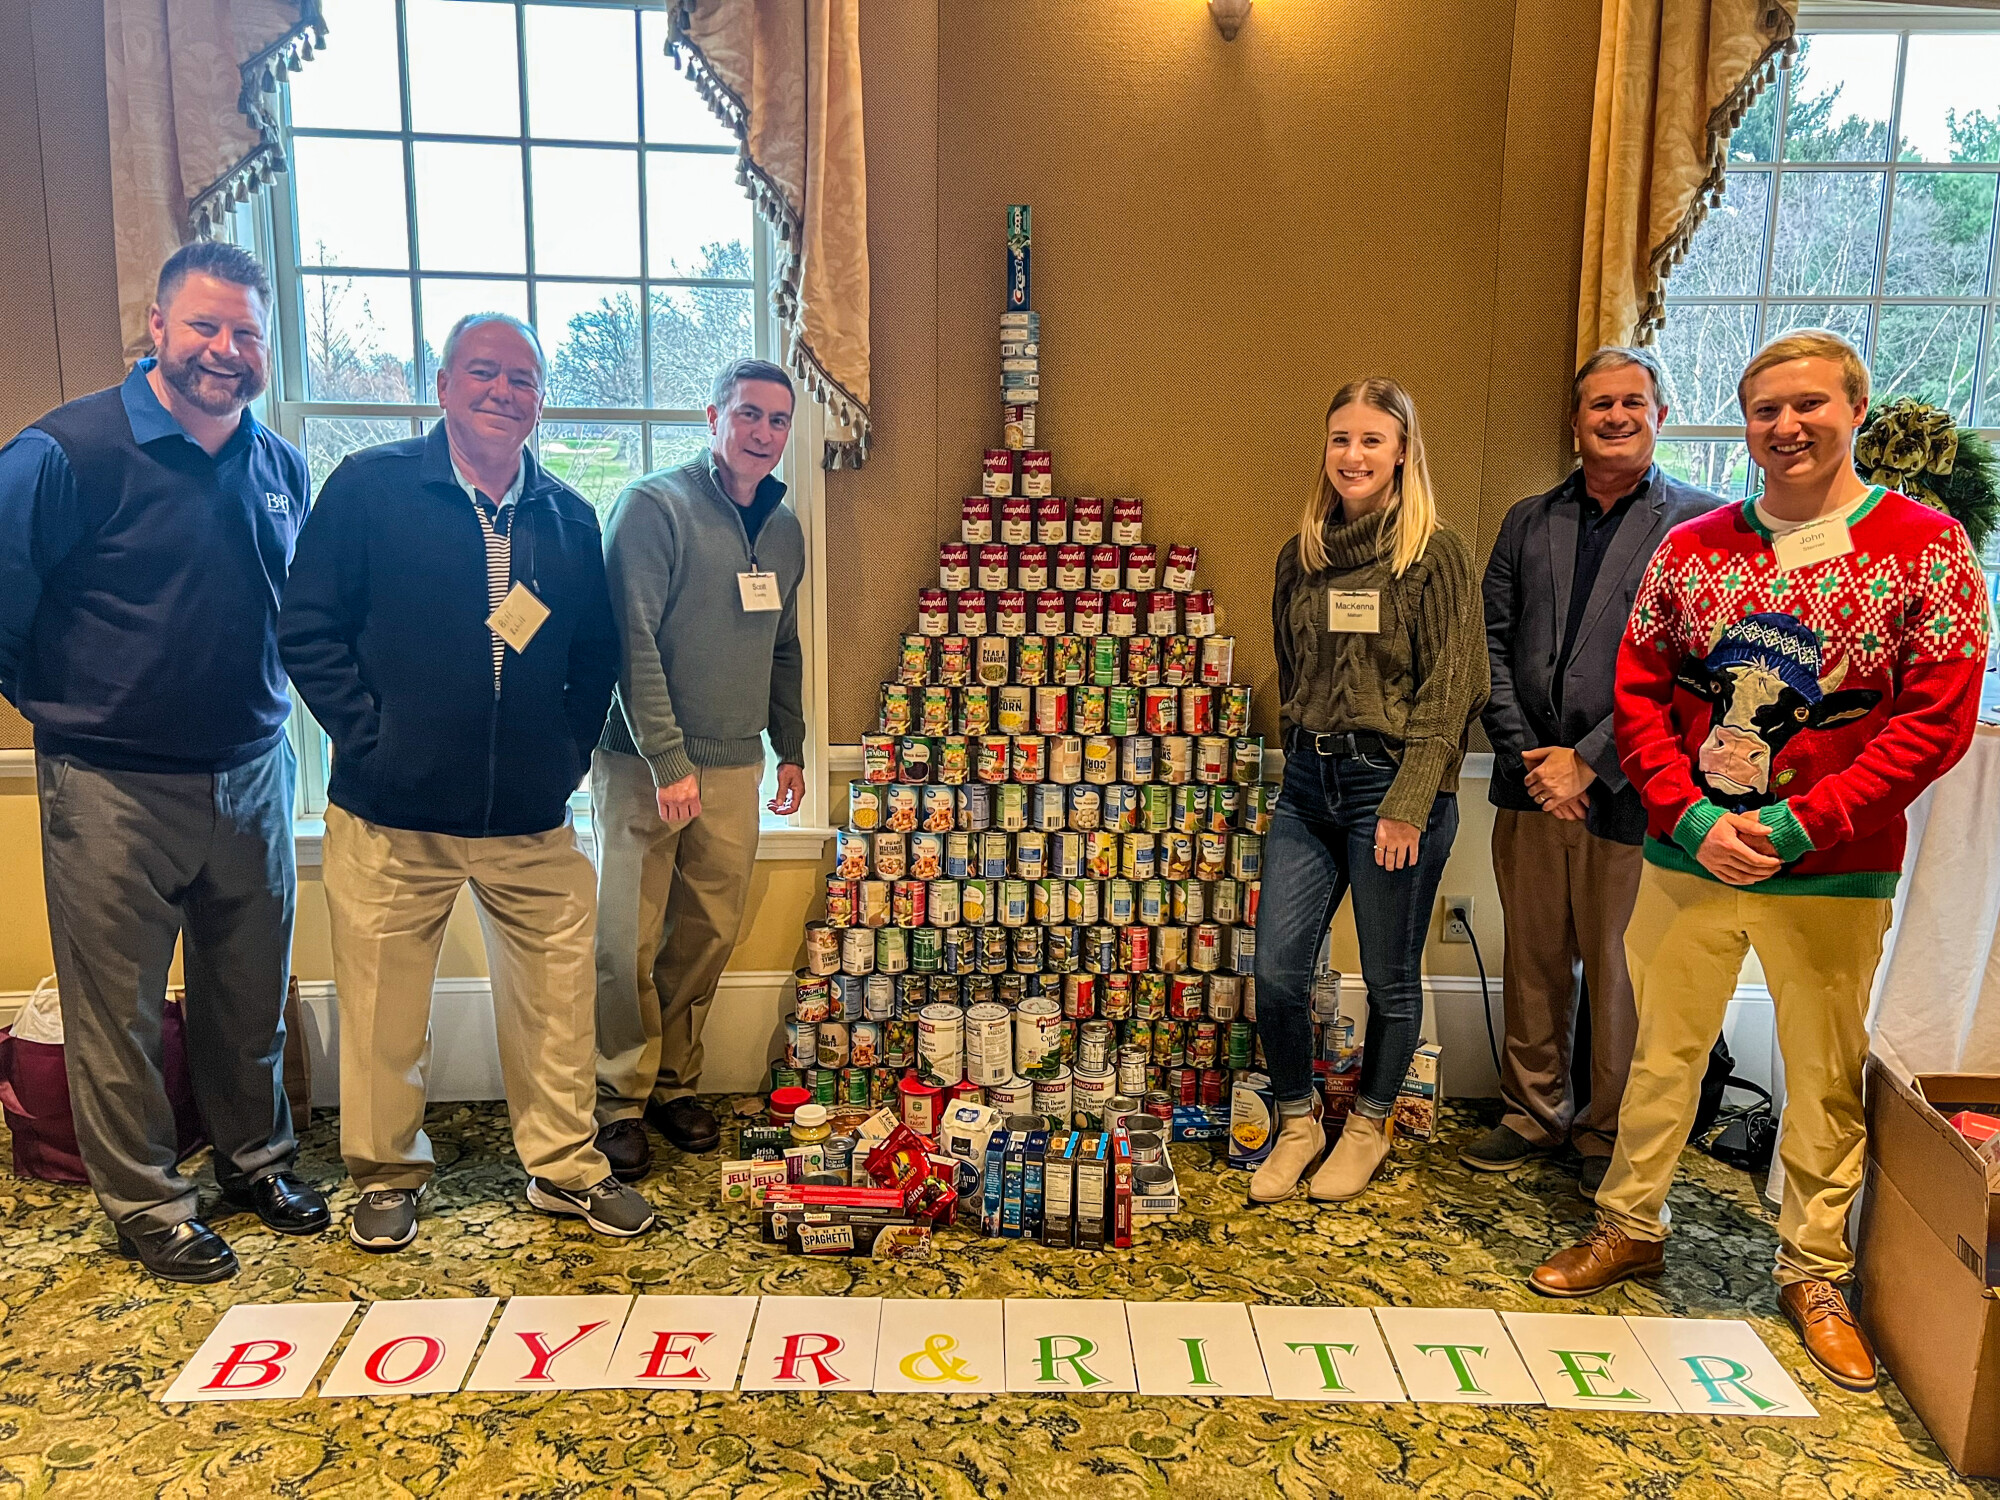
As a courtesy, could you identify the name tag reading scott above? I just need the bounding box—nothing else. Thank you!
[1328,589,1381,633]
[738,570,782,612]
[1771,515,1854,572]
[486,582,551,652]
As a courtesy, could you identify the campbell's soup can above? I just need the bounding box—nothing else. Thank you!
[981,448,1014,498]
[1035,496,1067,543]
[1106,592,1139,638]
[1016,544,1050,592]
[1002,403,1036,449]
[1070,496,1105,545]
[961,495,993,543]
[1161,543,1198,592]
[996,590,1027,637]
[977,635,1011,686]
[1200,635,1235,686]
[1015,634,1048,685]
[1126,544,1159,592]
[1089,545,1122,592]
[1125,634,1160,685]
[1145,589,1178,637]
[1111,497,1143,545]
[1184,590,1216,637]
[1000,496,1033,545]
[1035,590,1068,637]
[976,543,1010,591]
[1055,544,1088,591]
[1020,449,1053,498]
[1072,590,1105,638]
[916,589,949,637]
[955,590,988,638]
[938,541,971,590]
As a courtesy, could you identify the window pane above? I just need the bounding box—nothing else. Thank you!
[1984,312,2000,426]
[413,143,526,274]
[648,423,709,474]
[1874,304,1984,422]
[532,147,641,276]
[418,277,529,393]
[538,422,642,516]
[1781,34,1898,163]
[1655,439,1754,499]
[1770,171,1883,297]
[407,0,519,137]
[650,285,754,409]
[1763,301,1871,356]
[1673,171,1769,297]
[1656,303,1758,424]
[646,151,754,278]
[301,273,414,403]
[539,282,642,408]
[302,416,413,499]
[525,5,637,142]
[291,136,409,271]
[640,10,737,148]
[1898,35,2000,163]
[1886,172,1997,298]
[287,0,401,131]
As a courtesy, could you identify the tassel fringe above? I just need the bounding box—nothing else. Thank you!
[187,1,328,236]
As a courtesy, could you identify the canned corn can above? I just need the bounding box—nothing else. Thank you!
[995,685,1029,736]
[847,780,883,833]
[960,878,989,926]
[1082,736,1117,785]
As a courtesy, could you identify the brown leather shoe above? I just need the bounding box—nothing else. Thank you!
[1779,1279,1878,1392]
[1529,1221,1666,1298]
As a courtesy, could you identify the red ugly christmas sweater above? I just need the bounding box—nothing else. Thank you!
[1615,486,1990,897]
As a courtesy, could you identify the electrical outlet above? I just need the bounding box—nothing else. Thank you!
[1441,895,1474,944]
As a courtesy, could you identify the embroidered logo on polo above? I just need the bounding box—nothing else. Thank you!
[266,492,292,513]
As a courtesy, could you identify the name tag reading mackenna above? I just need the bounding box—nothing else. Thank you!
[1328,589,1381,633]
[738,570,782,612]
[1771,515,1854,572]
[486,582,551,653]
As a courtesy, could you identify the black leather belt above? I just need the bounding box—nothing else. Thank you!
[1292,728,1401,759]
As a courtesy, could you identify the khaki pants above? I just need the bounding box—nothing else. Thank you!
[1596,862,1892,1285]
[323,805,609,1193]
[1491,808,1642,1158]
[591,750,761,1119]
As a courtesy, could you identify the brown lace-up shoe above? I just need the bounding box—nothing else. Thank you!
[1779,1279,1878,1392]
[1529,1220,1666,1297]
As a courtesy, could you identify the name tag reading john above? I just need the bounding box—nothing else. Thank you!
[738,570,782,612]
[486,582,551,653]
[1771,515,1854,572]
[1328,589,1381,633]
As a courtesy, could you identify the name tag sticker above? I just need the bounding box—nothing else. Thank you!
[739,570,783,612]
[1328,589,1381,634]
[1771,516,1854,572]
[487,582,551,653]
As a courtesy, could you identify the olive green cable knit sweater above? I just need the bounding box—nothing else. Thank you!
[1271,505,1490,827]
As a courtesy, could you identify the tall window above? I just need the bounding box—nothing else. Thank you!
[260,0,818,825]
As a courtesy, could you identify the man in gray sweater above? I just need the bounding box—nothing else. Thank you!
[592,358,807,1175]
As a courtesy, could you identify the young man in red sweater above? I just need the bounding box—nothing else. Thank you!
[1528,330,1989,1392]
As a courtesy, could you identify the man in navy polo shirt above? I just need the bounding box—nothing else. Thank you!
[0,242,329,1284]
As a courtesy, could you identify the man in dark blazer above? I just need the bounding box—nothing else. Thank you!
[1465,347,1724,1195]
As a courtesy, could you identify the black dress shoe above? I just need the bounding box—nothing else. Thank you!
[116,1219,239,1284]
[596,1118,654,1182]
[221,1171,332,1235]
[645,1097,721,1154]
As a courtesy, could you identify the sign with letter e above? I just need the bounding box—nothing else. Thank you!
[160,1302,357,1403]
[1502,1311,1680,1412]
[601,1296,760,1390]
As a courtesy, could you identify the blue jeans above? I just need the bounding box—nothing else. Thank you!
[1253,741,1459,1112]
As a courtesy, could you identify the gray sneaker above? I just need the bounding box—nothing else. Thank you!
[527,1176,658,1237]
[1458,1123,1547,1173]
[350,1187,422,1252]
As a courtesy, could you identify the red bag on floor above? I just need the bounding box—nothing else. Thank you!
[0,980,208,1185]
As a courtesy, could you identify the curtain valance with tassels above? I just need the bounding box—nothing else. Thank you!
[669,0,872,469]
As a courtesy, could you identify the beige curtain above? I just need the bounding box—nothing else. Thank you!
[1576,0,1796,361]
[669,0,871,468]
[104,0,324,363]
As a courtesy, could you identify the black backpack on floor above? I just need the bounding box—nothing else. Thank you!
[1689,1035,1777,1175]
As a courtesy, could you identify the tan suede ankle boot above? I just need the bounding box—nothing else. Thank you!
[1308,1112,1394,1201]
[1247,1108,1324,1203]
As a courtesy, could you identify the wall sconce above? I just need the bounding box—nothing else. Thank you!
[1209,0,1253,40]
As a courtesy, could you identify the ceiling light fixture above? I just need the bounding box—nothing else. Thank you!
[1209,0,1253,40]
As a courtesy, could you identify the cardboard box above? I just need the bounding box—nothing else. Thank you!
[1044,1131,1076,1248]
[1393,1043,1441,1142]
[1858,1059,2000,1478]
[1075,1132,1108,1249]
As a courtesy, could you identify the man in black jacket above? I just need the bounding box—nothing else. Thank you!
[1467,347,1723,1195]
[280,313,653,1251]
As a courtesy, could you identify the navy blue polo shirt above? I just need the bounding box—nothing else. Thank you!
[0,361,310,773]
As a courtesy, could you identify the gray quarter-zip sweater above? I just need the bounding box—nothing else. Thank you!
[598,455,806,786]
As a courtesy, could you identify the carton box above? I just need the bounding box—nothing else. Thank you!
[1393,1043,1441,1142]
[1075,1132,1108,1249]
[1110,1131,1133,1249]
[1044,1131,1076,1248]
[1857,1059,2000,1478]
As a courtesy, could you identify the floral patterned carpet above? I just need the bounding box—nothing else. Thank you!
[0,1100,1992,1499]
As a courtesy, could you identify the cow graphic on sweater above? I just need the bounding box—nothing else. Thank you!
[1672,612,1881,813]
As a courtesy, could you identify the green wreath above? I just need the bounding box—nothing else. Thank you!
[1854,396,1998,559]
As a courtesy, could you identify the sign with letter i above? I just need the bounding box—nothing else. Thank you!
[1625,1317,1817,1418]
[1003,1299,1138,1393]
[464,1295,633,1391]
[1501,1312,1680,1412]
[601,1296,761,1390]
[160,1302,357,1403]
[318,1298,500,1398]
[1250,1305,1408,1403]
[1125,1302,1270,1397]
[740,1297,882,1393]
[1373,1307,1541,1405]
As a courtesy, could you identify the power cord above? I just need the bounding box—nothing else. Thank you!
[1465,920,1502,1083]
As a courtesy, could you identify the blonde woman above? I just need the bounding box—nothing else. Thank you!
[1249,377,1488,1205]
